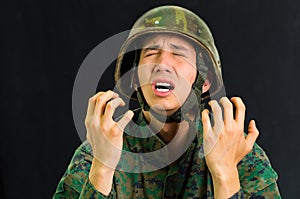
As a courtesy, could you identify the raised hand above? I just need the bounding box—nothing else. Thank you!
[85,90,133,194]
[201,97,259,198]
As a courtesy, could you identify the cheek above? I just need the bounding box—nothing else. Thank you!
[137,67,150,87]
[182,68,197,86]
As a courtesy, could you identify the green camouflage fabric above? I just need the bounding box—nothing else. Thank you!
[53,108,281,198]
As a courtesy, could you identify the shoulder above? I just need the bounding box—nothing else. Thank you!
[72,140,93,162]
[54,141,93,195]
[66,140,94,174]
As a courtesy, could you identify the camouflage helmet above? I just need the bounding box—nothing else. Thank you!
[115,5,223,100]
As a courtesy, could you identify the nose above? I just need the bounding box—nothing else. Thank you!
[154,51,173,73]
[153,64,172,74]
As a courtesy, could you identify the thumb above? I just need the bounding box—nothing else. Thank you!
[117,110,134,132]
[245,120,259,152]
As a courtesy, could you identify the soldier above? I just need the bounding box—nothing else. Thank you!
[53,5,281,198]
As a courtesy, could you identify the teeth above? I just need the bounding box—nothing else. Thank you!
[154,82,174,92]
[156,82,171,87]
[156,88,170,92]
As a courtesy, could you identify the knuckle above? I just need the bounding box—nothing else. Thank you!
[209,100,217,106]
[225,123,233,131]
[222,99,233,110]
[124,111,133,120]
[202,114,208,123]
[97,97,102,103]
[100,123,109,132]
[235,126,244,134]
[90,92,104,102]
[246,144,254,153]
[238,128,244,134]
[209,100,221,112]
[216,132,224,141]
[84,119,90,127]
[251,130,259,139]
[88,96,95,103]
[107,90,114,96]
[231,96,241,102]
[232,97,246,109]
[106,101,114,110]
[220,97,230,104]
[91,120,99,129]
[235,122,242,130]
[111,125,120,136]
[124,113,130,119]
[237,101,246,110]
[122,116,130,123]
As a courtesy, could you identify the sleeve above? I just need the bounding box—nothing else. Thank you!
[228,188,245,199]
[249,182,281,199]
[228,182,281,199]
[238,142,281,198]
[52,141,116,199]
[228,183,281,199]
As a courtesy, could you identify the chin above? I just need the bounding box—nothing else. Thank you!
[148,102,180,115]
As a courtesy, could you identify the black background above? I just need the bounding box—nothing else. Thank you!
[1,0,299,198]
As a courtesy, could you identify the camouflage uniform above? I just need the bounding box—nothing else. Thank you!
[53,108,281,199]
[53,6,281,198]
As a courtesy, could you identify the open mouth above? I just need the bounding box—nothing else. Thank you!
[153,82,175,92]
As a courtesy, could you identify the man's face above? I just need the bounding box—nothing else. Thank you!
[137,34,197,115]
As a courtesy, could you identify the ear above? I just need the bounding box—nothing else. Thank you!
[202,79,211,93]
[202,71,212,93]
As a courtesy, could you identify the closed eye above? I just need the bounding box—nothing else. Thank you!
[173,52,184,56]
[144,50,160,57]
[172,52,187,58]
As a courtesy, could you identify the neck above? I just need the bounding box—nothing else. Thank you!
[142,110,194,144]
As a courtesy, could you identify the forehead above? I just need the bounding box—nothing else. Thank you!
[141,33,195,50]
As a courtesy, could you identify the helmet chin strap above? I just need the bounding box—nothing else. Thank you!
[136,71,205,123]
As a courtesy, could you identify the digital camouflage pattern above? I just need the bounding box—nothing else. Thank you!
[53,108,281,199]
[54,5,281,199]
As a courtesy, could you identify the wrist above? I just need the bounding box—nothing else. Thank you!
[89,158,115,195]
[211,168,240,199]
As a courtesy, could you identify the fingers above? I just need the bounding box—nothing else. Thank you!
[117,110,134,132]
[231,97,246,125]
[104,97,125,120]
[219,97,233,124]
[208,100,223,133]
[85,91,121,130]
[201,109,212,137]
[94,91,119,116]
[202,108,220,156]
[86,92,105,120]
[245,120,259,151]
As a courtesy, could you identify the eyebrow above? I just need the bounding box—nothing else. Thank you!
[143,44,161,52]
[143,43,189,52]
[169,43,189,52]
